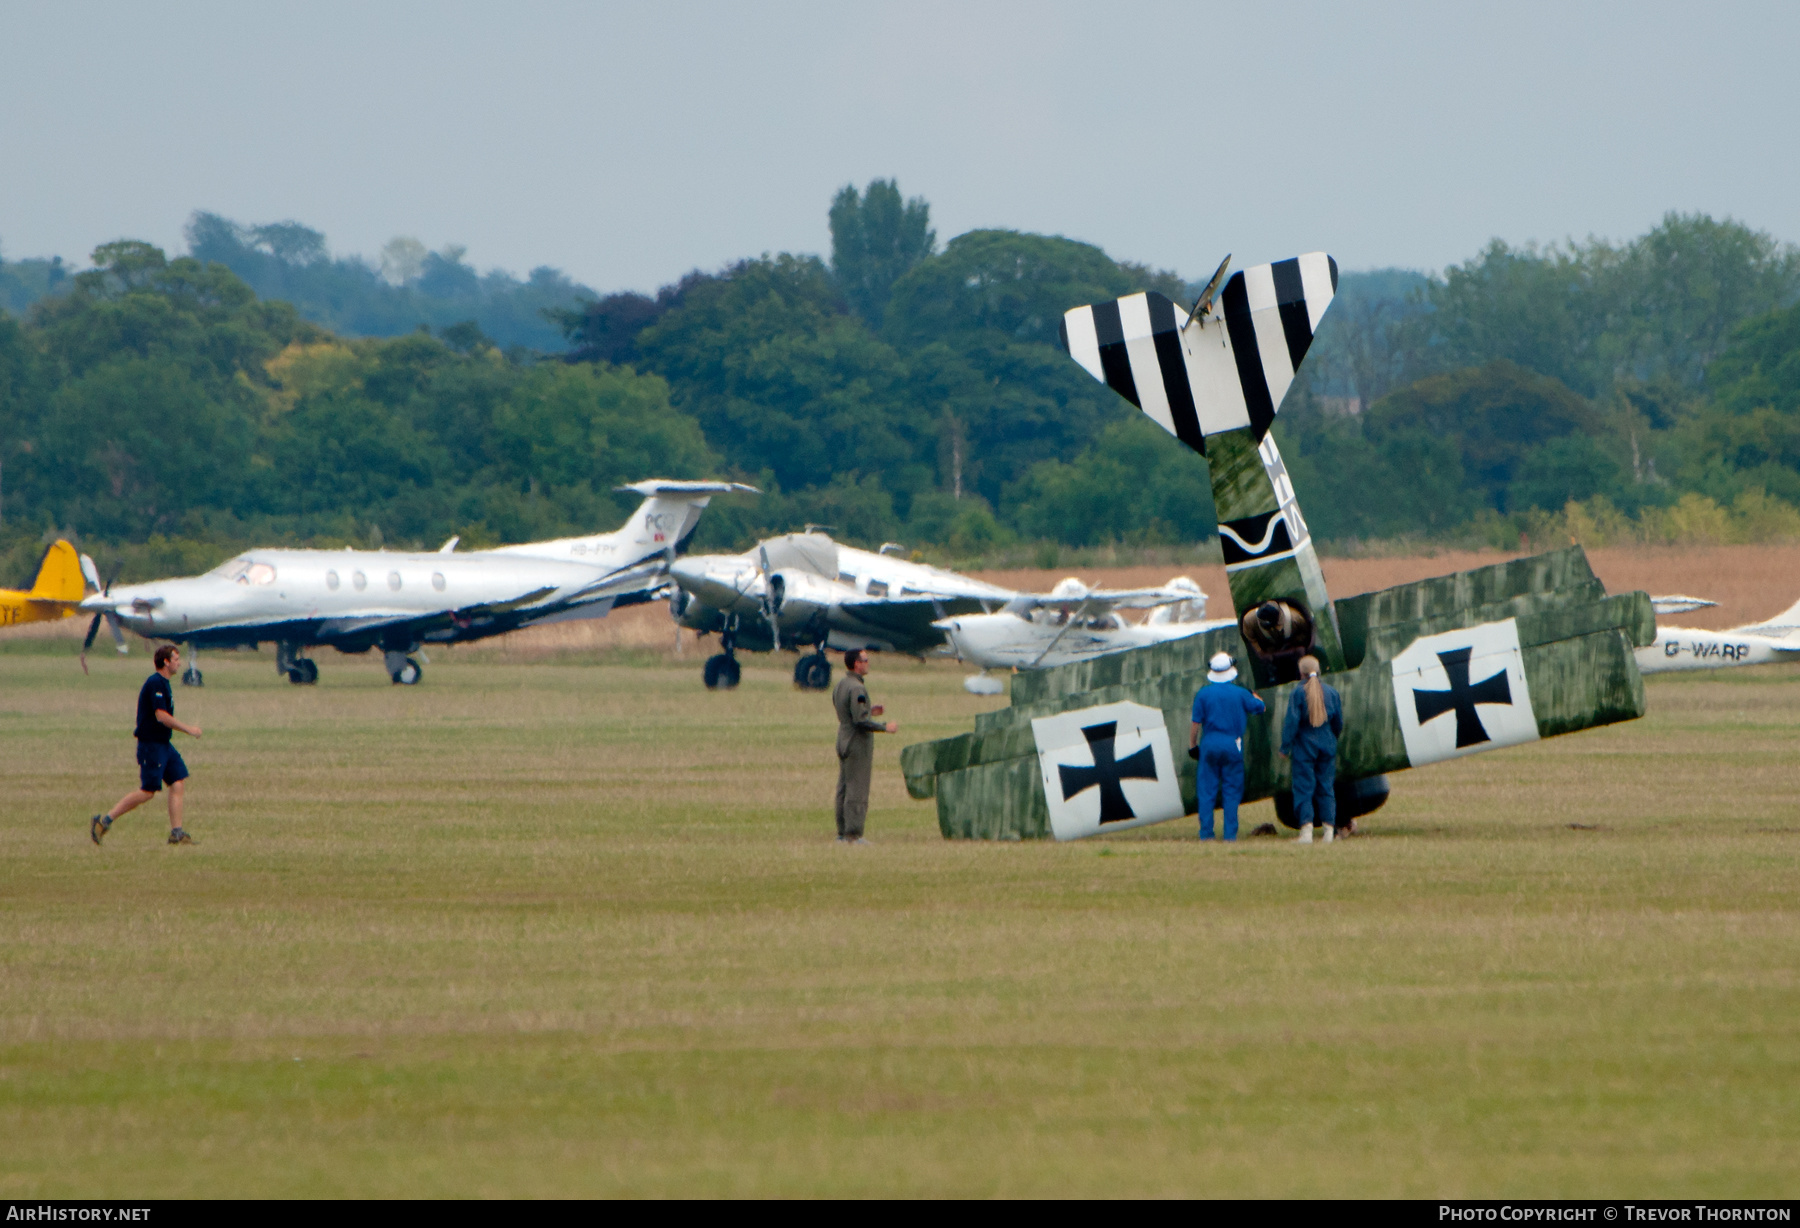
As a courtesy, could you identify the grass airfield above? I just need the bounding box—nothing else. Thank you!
[1,641,1797,1198]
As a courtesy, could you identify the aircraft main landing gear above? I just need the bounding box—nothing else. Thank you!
[1273,775,1390,830]
[276,641,318,685]
[385,649,423,685]
[704,620,742,689]
[180,649,203,688]
[793,649,831,691]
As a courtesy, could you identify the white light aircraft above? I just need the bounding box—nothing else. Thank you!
[669,531,1018,689]
[79,480,755,686]
[1637,594,1800,673]
[934,576,1231,692]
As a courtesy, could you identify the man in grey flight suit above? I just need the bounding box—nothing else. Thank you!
[832,647,898,843]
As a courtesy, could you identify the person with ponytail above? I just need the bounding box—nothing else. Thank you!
[1279,654,1344,844]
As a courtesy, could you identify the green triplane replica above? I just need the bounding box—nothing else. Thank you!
[900,252,1656,840]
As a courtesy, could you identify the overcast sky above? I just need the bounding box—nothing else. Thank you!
[3,1,1796,292]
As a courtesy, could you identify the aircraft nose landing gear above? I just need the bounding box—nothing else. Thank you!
[704,619,742,689]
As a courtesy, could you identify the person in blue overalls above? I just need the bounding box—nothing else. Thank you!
[1189,651,1266,841]
[1279,654,1344,845]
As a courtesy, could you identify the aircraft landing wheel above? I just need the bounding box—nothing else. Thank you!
[1273,775,1390,829]
[180,666,203,688]
[391,657,423,686]
[703,653,741,690]
[794,653,832,691]
[288,659,319,685]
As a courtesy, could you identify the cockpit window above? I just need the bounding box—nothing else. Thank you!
[209,556,252,581]
[241,562,277,585]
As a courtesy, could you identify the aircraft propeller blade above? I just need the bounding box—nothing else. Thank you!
[107,612,127,652]
[79,612,102,675]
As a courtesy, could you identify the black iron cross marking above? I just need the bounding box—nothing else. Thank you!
[1413,647,1512,748]
[1057,721,1158,823]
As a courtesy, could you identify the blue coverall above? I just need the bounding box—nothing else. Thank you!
[1281,682,1344,830]
[1191,682,1267,840]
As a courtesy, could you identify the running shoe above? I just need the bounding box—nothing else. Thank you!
[90,814,110,845]
[167,827,193,845]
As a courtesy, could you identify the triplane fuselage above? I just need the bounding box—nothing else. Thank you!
[900,253,1658,839]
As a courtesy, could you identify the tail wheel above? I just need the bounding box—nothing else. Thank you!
[703,653,741,690]
[392,657,423,685]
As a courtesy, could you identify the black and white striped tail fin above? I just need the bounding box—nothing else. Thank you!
[1059,252,1338,453]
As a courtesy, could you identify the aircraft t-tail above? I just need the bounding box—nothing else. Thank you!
[900,253,1657,839]
[78,480,754,686]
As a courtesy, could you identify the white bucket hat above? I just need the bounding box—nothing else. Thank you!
[1207,651,1237,684]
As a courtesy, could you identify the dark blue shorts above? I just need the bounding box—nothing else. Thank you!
[136,742,189,793]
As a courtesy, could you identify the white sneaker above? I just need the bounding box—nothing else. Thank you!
[1321,823,1335,844]
[1296,823,1313,844]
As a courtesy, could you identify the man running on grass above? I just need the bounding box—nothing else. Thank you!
[91,644,203,845]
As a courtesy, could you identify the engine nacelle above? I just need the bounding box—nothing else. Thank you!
[766,567,836,635]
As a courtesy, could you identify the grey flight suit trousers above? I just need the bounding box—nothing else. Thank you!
[833,674,883,838]
[835,735,874,839]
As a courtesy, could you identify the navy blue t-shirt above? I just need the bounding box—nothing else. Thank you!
[136,673,173,743]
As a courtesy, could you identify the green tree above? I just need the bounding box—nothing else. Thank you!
[491,362,712,507]
[884,229,1136,349]
[636,255,927,501]
[1007,417,1217,546]
[1364,360,1605,513]
[829,179,935,328]
[1597,212,1800,389]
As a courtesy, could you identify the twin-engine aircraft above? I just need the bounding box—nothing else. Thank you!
[934,576,1230,685]
[77,480,753,686]
[0,540,97,630]
[1638,594,1800,673]
[669,531,1017,689]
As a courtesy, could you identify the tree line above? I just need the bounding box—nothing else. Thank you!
[2,183,1799,585]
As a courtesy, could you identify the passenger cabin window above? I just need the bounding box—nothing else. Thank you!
[326,570,340,591]
[431,572,446,592]
[388,571,402,591]
[352,571,367,591]
[241,563,276,585]
[866,580,889,598]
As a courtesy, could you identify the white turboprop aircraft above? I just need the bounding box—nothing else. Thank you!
[79,480,755,686]
[1637,594,1800,674]
[669,531,1018,689]
[934,576,1231,691]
